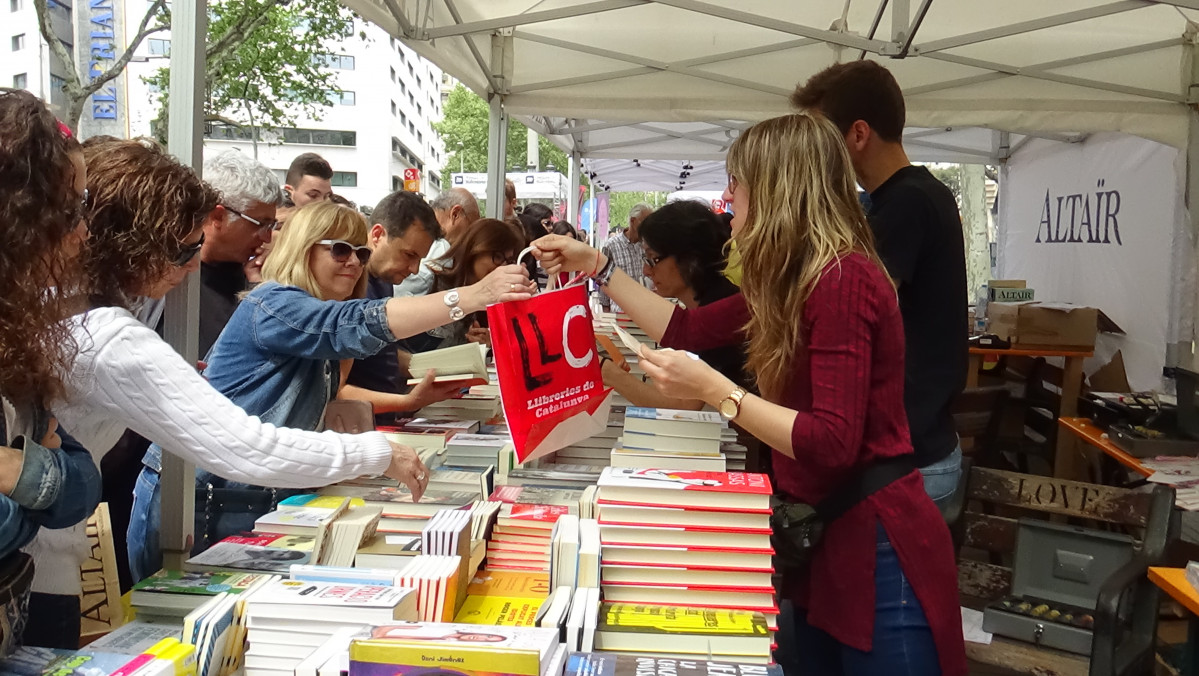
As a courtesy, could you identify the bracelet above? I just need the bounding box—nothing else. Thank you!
[599,355,612,369]
[590,249,602,277]
[594,257,617,287]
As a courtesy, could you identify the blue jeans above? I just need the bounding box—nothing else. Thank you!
[919,446,962,508]
[127,466,161,584]
[777,526,941,676]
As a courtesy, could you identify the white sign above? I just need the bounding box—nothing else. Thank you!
[451,172,568,200]
[998,133,1190,389]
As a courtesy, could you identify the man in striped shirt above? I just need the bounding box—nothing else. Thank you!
[600,203,653,312]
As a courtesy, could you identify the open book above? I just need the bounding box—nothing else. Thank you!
[406,343,489,386]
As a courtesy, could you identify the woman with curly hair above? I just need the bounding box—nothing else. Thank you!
[398,217,525,353]
[0,88,101,651]
[534,113,965,675]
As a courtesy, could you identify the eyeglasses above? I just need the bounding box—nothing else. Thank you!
[727,174,738,193]
[227,207,279,237]
[173,232,205,266]
[642,252,667,268]
[491,252,518,266]
[318,239,372,265]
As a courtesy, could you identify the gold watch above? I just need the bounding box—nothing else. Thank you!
[718,387,747,421]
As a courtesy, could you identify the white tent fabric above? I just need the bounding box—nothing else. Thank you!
[343,0,1198,161]
[582,158,728,192]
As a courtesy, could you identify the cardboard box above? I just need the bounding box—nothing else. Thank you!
[986,301,1026,342]
[987,280,1034,303]
[986,301,1119,349]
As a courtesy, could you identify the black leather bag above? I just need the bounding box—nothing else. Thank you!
[0,552,34,657]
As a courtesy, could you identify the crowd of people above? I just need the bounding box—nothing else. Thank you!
[0,58,970,675]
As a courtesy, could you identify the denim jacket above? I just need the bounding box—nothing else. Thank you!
[193,282,395,489]
[0,404,102,560]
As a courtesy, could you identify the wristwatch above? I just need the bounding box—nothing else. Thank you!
[443,289,465,321]
[718,387,748,421]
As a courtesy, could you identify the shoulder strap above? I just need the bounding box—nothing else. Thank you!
[815,454,917,525]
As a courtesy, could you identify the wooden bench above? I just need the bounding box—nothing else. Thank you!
[956,467,1175,676]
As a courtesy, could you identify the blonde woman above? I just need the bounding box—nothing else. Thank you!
[534,114,965,675]
[131,202,534,567]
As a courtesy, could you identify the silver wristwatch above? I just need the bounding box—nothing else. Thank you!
[443,289,465,321]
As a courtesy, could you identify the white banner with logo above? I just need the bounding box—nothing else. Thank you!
[997,133,1193,390]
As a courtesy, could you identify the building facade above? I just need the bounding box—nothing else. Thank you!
[3,0,73,114]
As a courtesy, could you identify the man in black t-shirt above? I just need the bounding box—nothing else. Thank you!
[793,61,967,506]
[342,191,464,425]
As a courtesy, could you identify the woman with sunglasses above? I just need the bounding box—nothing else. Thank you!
[0,89,102,652]
[182,205,531,550]
[399,218,526,354]
[600,200,747,411]
[534,114,965,675]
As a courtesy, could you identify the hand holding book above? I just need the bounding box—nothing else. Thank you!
[639,346,732,405]
[383,443,429,501]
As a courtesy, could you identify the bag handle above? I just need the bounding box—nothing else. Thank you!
[517,246,589,292]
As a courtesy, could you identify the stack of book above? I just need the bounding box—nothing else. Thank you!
[453,570,551,626]
[505,464,604,490]
[548,516,601,591]
[378,427,457,463]
[347,623,565,676]
[421,509,472,558]
[553,408,624,468]
[354,533,423,570]
[594,467,778,627]
[130,570,269,621]
[487,503,571,573]
[406,343,490,388]
[590,603,775,664]
[318,485,477,538]
[566,645,781,674]
[612,408,728,472]
[395,555,463,622]
[185,533,316,574]
[442,433,513,470]
[241,579,417,675]
[251,495,383,567]
[419,392,502,422]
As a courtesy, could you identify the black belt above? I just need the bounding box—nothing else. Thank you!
[815,455,918,524]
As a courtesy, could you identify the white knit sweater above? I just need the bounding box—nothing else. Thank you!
[24,306,393,594]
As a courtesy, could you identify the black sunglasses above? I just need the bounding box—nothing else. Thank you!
[491,252,518,266]
[318,239,372,265]
[642,251,667,268]
[173,232,205,266]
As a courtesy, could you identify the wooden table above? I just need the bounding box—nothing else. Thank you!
[1058,417,1152,478]
[968,346,1094,480]
[1149,567,1199,675]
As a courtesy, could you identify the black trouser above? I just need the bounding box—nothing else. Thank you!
[23,592,80,649]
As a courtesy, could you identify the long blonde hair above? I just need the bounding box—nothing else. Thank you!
[261,201,369,300]
[728,112,888,398]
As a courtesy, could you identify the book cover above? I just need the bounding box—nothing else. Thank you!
[467,571,551,599]
[598,468,771,496]
[564,653,782,676]
[499,504,571,524]
[490,486,583,508]
[349,623,558,676]
[185,534,314,573]
[625,408,722,424]
[453,596,543,627]
[249,579,411,608]
[39,651,144,676]
[132,570,264,597]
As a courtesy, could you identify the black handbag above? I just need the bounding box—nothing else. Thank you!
[770,455,917,570]
[0,552,33,657]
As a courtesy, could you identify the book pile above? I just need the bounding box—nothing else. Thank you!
[562,586,601,651]
[406,343,490,387]
[553,412,624,468]
[595,467,778,627]
[505,464,604,490]
[442,433,513,470]
[590,603,774,664]
[130,570,268,620]
[566,644,782,675]
[183,584,272,676]
[487,503,571,573]
[1141,456,1199,509]
[378,428,456,462]
[453,570,550,626]
[354,533,423,570]
[419,392,502,422]
[401,417,481,435]
[185,533,315,574]
[241,579,417,676]
[318,485,477,537]
[548,516,601,590]
[395,555,463,622]
[252,495,379,567]
[348,623,566,676]
[612,408,729,472]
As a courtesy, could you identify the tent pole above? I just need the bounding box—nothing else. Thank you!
[160,0,205,570]
[486,95,508,219]
[569,150,581,228]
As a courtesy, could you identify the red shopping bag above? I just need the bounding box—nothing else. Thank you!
[487,278,612,464]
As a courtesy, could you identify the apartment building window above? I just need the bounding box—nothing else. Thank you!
[328,90,355,106]
[416,131,423,145]
[407,64,413,77]
[392,175,401,191]
[390,66,395,82]
[12,73,26,89]
[206,124,356,147]
[49,74,64,91]
[408,93,414,106]
[316,54,354,70]
[331,171,357,188]
[9,0,22,12]
[389,37,394,49]
[148,38,170,56]
[400,111,407,126]
[415,76,422,89]
[408,121,414,135]
[416,103,422,117]
[390,100,396,116]
[398,80,406,95]
[11,33,24,51]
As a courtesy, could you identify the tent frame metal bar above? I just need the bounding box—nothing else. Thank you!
[903,136,999,160]
[649,0,889,53]
[926,51,1184,102]
[424,0,646,39]
[897,0,934,57]
[629,122,731,148]
[916,1,1146,54]
[442,0,502,93]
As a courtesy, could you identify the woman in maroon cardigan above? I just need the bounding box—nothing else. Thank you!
[534,113,966,675]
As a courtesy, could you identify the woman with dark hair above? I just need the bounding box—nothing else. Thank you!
[550,219,582,241]
[399,218,526,353]
[0,88,101,651]
[600,200,745,410]
[518,204,556,289]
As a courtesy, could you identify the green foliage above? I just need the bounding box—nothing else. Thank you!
[928,165,962,206]
[149,0,356,140]
[433,84,581,189]
[605,191,668,229]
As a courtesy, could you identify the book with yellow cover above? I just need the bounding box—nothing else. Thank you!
[595,603,772,656]
[467,570,551,599]
[348,623,559,676]
[453,595,543,626]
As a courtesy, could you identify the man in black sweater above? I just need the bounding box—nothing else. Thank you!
[793,61,967,506]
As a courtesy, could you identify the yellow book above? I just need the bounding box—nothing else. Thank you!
[156,643,198,676]
[349,623,559,676]
[600,602,766,634]
[454,595,543,626]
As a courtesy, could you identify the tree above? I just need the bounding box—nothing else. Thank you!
[149,0,357,151]
[34,0,168,132]
[433,84,579,193]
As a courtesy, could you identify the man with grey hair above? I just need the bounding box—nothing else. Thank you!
[394,186,481,297]
[599,203,653,312]
[199,149,285,356]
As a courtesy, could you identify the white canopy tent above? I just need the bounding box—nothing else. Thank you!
[155,0,1199,564]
